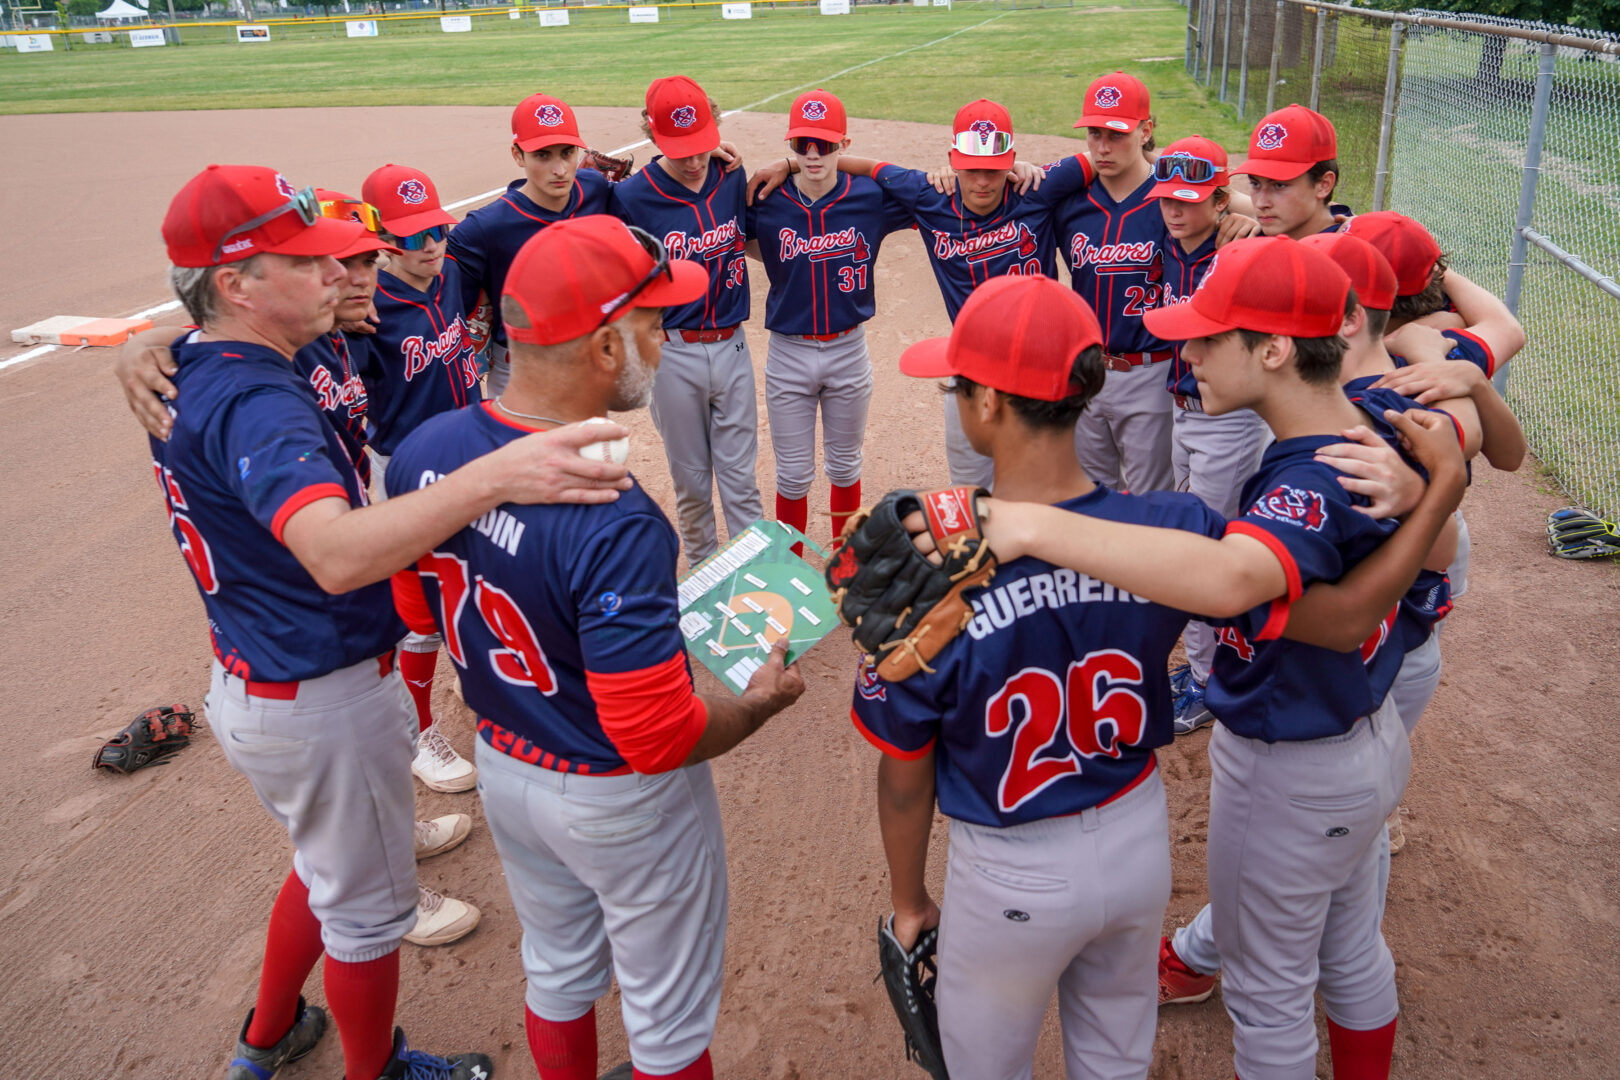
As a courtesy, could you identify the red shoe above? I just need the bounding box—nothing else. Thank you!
[1159,935,1216,1006]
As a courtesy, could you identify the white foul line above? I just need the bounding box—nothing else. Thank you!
[4,11,1006,375]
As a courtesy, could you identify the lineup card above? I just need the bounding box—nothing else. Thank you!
[677,520,839,694]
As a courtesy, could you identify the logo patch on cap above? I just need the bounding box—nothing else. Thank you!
[802,99,827,121]
[274,174,297,199]
[1094,85,1122,109]
[1256,122,1289,151]
[670,105,698,129]
[535,103,565,127]
[969,119,999,145]
[397,178,428,205]
[1173,187,1200,200]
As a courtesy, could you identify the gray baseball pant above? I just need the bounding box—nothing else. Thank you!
[937,770,1170,1080]
[485,342,511,399]
[649,334,764,563]
[1448,511,1471,599]
[764,328,872,498]
[474,741,728,1075]
[205,654,419,962]
[1171,399,1271,684]
[943,395,996,489]
[1073,362,1176,494]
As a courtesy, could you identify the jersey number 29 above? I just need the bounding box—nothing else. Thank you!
[419,551,558,694]
[984,651,1147,812]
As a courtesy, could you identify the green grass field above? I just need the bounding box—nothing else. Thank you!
[0,1,1250,148]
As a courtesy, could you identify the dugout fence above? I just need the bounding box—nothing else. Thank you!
[1183,0,1620,522]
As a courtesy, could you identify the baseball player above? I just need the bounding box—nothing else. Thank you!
[1152,135,1272,735]
[1235,103,1353,240]
[362,162,485,794]
[973,236,1469,1080]
[149,164,633,1080]
[743,89,913,547]
[609,75,761,562]
[386,215,806,1080]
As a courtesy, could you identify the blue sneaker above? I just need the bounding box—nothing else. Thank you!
[226,997,326,1080]
[1168,663,1192,698]
[1173,675,1214,736]
[379,1028,494,1080]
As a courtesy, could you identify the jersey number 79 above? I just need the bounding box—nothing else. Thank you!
[985,651,1147,813]
[418,551,558,694]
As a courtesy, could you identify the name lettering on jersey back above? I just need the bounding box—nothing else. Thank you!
[966,568,1148,640]
[401,316,474,384]
[415,469,526,556]
[308,364,368,418]
[933,221,1038,263]
[778,226,870,263]
[663,220,742,262]
[1068,231,1159,274]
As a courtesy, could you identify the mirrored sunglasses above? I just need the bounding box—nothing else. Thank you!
[951,129,1015,157]
[320,198,384,234]
[393,224,450,251]
[1153,153,1220,185]
[789,136,839,157]
[211,184,320,263]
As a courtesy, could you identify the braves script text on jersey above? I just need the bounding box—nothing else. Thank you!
[293,329,376,485]
[368,261,483,456]
[1059,174,1170,355]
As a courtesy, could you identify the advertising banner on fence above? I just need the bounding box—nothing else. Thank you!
[508,6,521,17]
[721,2,751,17]
[81,31,114,42]
[628,6,659,22]
[440,14,471,31]
[345,19,378,35]
[129,27,167,45]
[819,0,850,14]
[14,34,53,52]
[538,8,568,25]
[236,25,271,42]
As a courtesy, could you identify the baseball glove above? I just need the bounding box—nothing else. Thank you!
[877,915,949,1080]
[92,704,195,774]
[581,148,635,183]
[825,486,995,681]
[1546,506,1620,560]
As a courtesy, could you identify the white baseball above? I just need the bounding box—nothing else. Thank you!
[577,416,629,466]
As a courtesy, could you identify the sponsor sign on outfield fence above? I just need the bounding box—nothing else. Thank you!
[439,14,471,31]
[81,31,114,42]
[15,33,54,50]
[819,0,850,13]
[628,5,659,21]
[538,8,569,25]
[236,24,270,41]
[344,19,378,35]
[722,2,751,18]
[129,27,167,45]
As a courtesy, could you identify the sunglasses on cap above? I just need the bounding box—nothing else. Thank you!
[212,184,320,263]
[390,224,450,251]
[951,129,1015,158]
[596,225,672,330]
[789,136,839,157]
[320,197,384,234]
[1153,152,1220,185]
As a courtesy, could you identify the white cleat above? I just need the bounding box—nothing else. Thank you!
[413,724,477,793]
[414,814,473,861]
[406,885,481,947]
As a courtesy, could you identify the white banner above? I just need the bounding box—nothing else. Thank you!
[235,24,271,42]
[508,7,521,17]
[344,18,378,35]
[932,0,951,7]
[721,2,750,17]
[129,27,167,45]
[81,30,114,42]
[439,14,471,30]
[818,0,849,14]
[538,7,569,24]
[15,33,53,52]
[627,6,659,22]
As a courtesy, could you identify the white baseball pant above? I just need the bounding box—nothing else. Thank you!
[1073,362,1175,494]
[764,328,872,498]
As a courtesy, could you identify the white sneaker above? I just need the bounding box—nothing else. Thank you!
[413,724,476,793]
[414,814,472,861]
[406,885,481,947]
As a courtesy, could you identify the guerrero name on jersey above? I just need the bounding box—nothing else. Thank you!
[368,258,483,456]
[852,487,1225,828]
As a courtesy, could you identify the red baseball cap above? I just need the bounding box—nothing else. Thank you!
[786,89,846,141]
[163,164,363,268]
[950,99,1016,171]
[362,164,457,238]
[1142,235,1350,340]
[503,215,708,346]
[899,276,1103,401]
[1300,232,1398,312]
[1234,104,1338,181]
[1341,211,1444,297]
[315,188,400,260]
[1075,71,1151,133]
[513,93,587,153]
[645,76,720,159]
[1149,134,1229,202]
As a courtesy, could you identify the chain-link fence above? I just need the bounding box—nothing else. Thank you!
[1185,0,1620,522]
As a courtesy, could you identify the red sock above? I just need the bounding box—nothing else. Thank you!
[829,481,862,542]
[323,950,399,1080]
[1327,1017,1397,1080]
[776,493,809,556]
[244,870,325,1048]
[525,1004,597,1080]
[635,1049,712,1080]
[398,648,438,733]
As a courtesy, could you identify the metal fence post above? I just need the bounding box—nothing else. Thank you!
[1200,0,1215,84]
[1237,0,1252,118]
[1309,6,1326,112]
[1185,0,1196,72]
[1219,0,1233,101]
[1501,39,1557,391]
[1371,20,1402,211]
[1265,0,1283,115]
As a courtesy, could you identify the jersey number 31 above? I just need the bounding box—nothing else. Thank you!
[985,651,1146,813]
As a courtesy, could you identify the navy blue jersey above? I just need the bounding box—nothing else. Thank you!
[292,330,374,486]
[446,172,613,350]
[1390,328,1496,378]
[1208,436,1406,742]
[872,154,1095,322]
[1058,174,1171,355]
[387,402,692,775]
[745,173,913,335]
[853,486,1224,828]
[150,335,402,683]
[369,262,482,456]
[610,158,749,331]
[1159,230,1219,397]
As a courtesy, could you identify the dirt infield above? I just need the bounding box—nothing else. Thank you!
[2,106,1618,1080]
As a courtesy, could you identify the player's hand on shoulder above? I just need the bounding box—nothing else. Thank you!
[114,327,182,441]
[742,638,806,713]
[1382,322,1450,365]
[1314,425,1424,519]
[1010,159,1044,195]
[715,140,744,174]
[338,301,380,336]
[746,158,792,205]
[926,165,957,195]
[1372,357,1482,405]
[975,497,1034,561]
[890,897,941,952]
[1386,407,1467,495]
[483,419,634,505]
[1215,212,1262,246]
